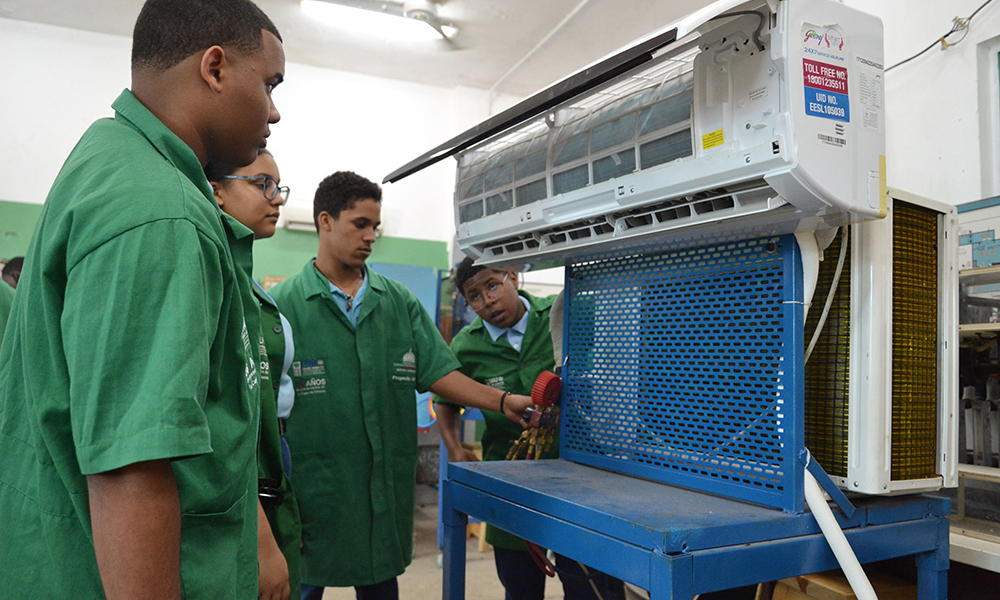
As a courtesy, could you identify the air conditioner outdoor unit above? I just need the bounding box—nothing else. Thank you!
[803,188,957,495]
[386,0,887,269]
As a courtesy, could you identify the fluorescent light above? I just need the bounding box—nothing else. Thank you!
[301,0,446,42]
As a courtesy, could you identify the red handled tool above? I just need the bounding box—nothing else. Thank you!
[531,370,561,408]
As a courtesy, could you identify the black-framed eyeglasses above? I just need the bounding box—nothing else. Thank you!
[223,175,290,205]
[465,272,509,308]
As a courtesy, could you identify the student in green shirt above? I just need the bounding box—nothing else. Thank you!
[207,149,301,600]
[269,172,533,600]
[0,1,285,598]
[439,257,625,600]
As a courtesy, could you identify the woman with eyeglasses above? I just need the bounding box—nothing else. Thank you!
[206,150,301,600]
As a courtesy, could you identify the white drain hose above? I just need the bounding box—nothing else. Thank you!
[804,226,849,365]
[803,468,879,600]
[794,231,820,321]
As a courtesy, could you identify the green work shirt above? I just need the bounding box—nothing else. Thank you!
[270,261,460,587]
[0,89,262,599]
[255,284,302,598]
[441,291,557,550]
[0,282,13,348]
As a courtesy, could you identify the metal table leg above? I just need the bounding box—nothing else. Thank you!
[442,479,468,600]
[649,552,692,600]
[915,519,950,600]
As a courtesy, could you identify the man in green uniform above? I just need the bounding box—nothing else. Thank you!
[438,257,625,600]
[269,171,533,600]
[0,1,285,598]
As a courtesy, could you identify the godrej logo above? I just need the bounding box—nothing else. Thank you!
[804,29,823,44]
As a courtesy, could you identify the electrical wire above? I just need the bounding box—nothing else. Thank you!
[578,563,606,600]
[708,10,765,52]
[804,226,849,366]
[886,0,996,72]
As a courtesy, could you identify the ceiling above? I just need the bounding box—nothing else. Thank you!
[0,0,712,97]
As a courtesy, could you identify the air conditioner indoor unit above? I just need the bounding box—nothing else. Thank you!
[282,202,317,233]
[386,0,888,270]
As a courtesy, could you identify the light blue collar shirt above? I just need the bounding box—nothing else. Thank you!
[320,262,368,328]
[482,296,531,352]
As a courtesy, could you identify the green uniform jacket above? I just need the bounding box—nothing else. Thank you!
[270,261,460,587]
[0,282,13,348]
[255,285,303,598]
[443,291,558,550]
[0,89,262,599]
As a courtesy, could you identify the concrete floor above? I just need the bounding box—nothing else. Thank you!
[318,484,565,600]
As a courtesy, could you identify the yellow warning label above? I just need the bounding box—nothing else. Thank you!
[702,129,725,150]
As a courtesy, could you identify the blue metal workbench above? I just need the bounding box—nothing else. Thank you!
[440,236,949,599]
[441,459,949,599]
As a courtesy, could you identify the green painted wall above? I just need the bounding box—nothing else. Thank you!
[0,200,44,261]
[252,229,449,281]
[0,200,449,280]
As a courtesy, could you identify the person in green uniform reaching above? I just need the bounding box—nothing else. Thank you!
[438,257,625,600]
[268,171,533,600]
[207,149,301,600]
[0,1,285,598]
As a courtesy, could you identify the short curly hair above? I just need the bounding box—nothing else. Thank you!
[313,171,382,230]
[454,256,501,296]
[132,0,281,73]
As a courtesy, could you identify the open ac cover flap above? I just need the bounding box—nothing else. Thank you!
[387,0,887,269]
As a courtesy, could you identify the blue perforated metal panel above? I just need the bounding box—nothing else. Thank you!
[561,235,804,512]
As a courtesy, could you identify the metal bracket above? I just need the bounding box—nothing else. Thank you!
[799,448,857,519]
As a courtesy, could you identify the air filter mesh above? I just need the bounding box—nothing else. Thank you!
[891,201,938,480]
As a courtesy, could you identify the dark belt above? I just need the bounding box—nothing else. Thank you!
[278,418,287,436]
[258,478,284,506]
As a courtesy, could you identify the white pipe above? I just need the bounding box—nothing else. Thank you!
[794,231,819,323]
[803,468,879,600]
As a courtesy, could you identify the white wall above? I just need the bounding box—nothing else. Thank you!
[0,17,519,245]
[0,19,132,205]
[844,0,1000,205]
[5,0,1000,239]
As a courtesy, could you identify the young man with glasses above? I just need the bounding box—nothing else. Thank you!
[268,171,534,600]
[0,1,285,598]
[437,257,625,600]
